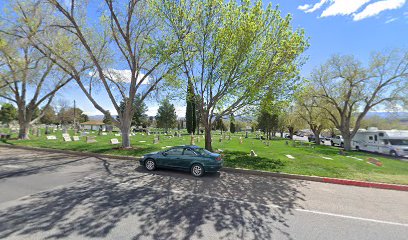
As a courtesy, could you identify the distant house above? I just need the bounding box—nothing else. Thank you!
[80,120,112,131]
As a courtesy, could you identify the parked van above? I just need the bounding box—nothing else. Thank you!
[351,127,408,157]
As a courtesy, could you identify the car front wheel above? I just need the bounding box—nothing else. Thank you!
[145,159,156,171]
[390,151,398,158]
[191,164,204,177]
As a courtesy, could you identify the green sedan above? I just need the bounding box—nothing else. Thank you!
[139,145,223,177]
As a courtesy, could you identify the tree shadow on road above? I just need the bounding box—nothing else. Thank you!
[0,163,307,240]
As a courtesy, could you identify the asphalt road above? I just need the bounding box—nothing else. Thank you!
[0,147,407,240]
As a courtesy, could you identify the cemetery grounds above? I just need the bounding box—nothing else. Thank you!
[0,128,407,185]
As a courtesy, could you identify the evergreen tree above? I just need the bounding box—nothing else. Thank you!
[156,99,177,132]
[103,111,113,125]
[230,114,236,133]
[186,80,196,134]
[0,103,17,125]
[117,94,148,127]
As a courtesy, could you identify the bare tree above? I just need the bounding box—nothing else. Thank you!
[313,51,408,150]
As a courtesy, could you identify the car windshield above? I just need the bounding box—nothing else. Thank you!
[195,148,212,156]
[389,139,408,146]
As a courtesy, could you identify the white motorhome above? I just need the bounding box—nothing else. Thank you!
[352,127,408,157]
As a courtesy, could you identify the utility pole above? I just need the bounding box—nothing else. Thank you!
[73,100,76,127]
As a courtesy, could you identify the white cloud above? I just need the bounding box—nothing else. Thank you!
[321,0,371,17]
[298,4,312,11]
[353,0,406,21]
[385,17,399,23]
[89,69,150,84]
[302,0,329,13]
[298,0,406,20]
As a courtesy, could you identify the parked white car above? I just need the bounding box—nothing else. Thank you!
[331,135,344,147]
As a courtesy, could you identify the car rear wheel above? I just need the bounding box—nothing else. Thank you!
[390,151,398,158]
[145,159,156,171]
[331,141,335,146]
[340,142,344,148]
[191,164,204,177]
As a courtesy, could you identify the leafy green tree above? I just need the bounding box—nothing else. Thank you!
[40,106,57,125]
[5,0,180,147]
[230,114,236,134]
[0,103,17,126]
[156,99,177,132]
[0,35,71,139]
[103,111,113,125]
[294,86,331,145]
[186,80,196,134]
[312,51,408,150]
[57,107,84,125]
[158,0,307,150]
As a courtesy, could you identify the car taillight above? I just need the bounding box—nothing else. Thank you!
[216,156,222,161]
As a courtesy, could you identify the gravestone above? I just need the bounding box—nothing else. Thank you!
[250,150,257,157]
[245,132,248,138]
[45,126,50,135]
[239,137,243,144]
[62,127,67,134]
[110,138,120,145]
[153,138,159,144]
[219,138,222,142]
[114,133,121,137]
[36,129,41,137]
[46,135,57,140]
[86,136,97,143]
[73,136,80,141]
[63,135,72,142]
[102,132,107,136]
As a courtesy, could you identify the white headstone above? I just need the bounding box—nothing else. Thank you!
[114,133,121,137]
[101,132,107,136]
[63,136,72,142]
[73,136,80,141]
[110,138,120,145]
[47,135,57,140]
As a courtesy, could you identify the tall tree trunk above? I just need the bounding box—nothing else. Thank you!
[18,121,30,140]
[288,126,294,138]
[120,116,132,148]
[342,131,352,151]
[204,123,212,151]
[311,129,321,145]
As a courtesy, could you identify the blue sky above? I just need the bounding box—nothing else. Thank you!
[56,0,408,117]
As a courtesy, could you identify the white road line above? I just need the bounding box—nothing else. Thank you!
[143,185,408,227]
[293,208,408,227]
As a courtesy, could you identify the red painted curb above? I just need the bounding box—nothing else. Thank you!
[322,178,408,191]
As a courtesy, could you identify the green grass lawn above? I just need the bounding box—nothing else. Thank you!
[1,130,408,185]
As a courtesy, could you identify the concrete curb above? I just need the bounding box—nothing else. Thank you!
[221,167,408,192]
[0,144,139,161]
[1,144,407,191]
